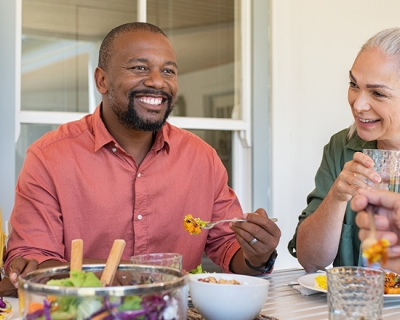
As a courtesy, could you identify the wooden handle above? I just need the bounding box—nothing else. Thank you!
[100,239,126,286]
[70,239,83,273]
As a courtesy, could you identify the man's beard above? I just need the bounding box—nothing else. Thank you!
[110,89,173,132]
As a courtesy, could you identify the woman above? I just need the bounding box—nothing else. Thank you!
[288,27,400,273]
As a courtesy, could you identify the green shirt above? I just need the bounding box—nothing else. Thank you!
[287,127,376,266]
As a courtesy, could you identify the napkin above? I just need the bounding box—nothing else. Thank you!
[288,281,319,296]
[187,308,279,320]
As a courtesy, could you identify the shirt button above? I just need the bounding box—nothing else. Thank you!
[112,148,117,153]
[138,215,143,220]
[137,173,141,177]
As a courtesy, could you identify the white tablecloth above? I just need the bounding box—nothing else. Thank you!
[261,268,400,320]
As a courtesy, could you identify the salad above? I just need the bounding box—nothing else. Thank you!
[25,270,181,320]
[183,215,208,235]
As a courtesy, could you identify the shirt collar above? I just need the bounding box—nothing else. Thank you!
[92,104,115,152]
[92,103,171,154]
[345,131,377,152]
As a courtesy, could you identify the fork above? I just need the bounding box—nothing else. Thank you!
[361,204,378,251]
[201,217,278,229]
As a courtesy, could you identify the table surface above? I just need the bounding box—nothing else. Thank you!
[261,268,400,320]
[7,268,400,320]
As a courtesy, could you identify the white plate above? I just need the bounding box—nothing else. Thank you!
[297,272,327,293]
[297,272,400,298]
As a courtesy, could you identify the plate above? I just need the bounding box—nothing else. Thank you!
[297,272,400,298]
[297,272,327,293]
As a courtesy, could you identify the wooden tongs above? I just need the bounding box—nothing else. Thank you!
[70,239,126,286]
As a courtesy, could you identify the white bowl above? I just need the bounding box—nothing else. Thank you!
[189,273,270,320]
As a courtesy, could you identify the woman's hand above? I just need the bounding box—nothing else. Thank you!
[330,151,381,202]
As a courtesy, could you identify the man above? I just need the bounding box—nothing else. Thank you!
[353,188,400,272]
[1,22,280,296]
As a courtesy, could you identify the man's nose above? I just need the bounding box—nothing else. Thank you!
[143,70,164,88]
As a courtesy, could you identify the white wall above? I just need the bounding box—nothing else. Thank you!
[271,0,400,269]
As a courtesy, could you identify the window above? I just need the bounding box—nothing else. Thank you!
[16,0,253,210]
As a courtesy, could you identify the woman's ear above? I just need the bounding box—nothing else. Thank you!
[94,67,108,95]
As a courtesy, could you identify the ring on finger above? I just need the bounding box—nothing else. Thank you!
[249,238,258,245]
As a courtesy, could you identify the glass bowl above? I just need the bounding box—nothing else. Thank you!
[18,264,188,319]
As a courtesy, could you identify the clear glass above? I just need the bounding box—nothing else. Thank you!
[327,267,384,320]
[363,149,400,192]
[130,253,182,269]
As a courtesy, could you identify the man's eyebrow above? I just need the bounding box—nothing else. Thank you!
[349,70,392,90]
[127,57,178,69]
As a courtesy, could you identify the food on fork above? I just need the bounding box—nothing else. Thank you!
[183,214,209,235]
[362,238,390,267]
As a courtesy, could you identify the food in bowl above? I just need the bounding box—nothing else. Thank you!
[198,276,240,284]
[183,214,208,235]
[19,264,188,320]
[189,273,269,320]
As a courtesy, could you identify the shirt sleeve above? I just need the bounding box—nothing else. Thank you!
[287,131,347,258]
[4,144,67,271]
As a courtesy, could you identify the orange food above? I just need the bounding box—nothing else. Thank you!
[183,214,208,235]
[362,238,390,266]
[384,271,400,294]
[28,302,44,313]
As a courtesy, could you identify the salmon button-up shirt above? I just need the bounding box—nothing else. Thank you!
[5,105,243,272]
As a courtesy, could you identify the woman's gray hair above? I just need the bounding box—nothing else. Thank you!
[359,27,400,56]
[348,27,400,140]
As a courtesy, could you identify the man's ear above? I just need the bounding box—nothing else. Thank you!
[94,67,108,95]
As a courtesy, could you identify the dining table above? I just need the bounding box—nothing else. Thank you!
[6,268,400,320]
[260,268,400,320]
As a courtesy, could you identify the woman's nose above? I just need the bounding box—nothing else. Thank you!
[349,91,370,112]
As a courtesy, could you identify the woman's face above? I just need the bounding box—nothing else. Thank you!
[348,48,400,149]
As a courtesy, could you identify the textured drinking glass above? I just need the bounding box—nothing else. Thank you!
[363,149,400,192]
[327,267,384,320]
[130,253,182,269]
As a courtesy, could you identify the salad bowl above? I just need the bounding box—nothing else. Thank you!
[18,264,188,319]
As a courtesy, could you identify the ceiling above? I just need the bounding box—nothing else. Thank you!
[22,0,236,78]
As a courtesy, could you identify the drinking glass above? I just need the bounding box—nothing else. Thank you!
[130,253,182,269]
[363,149,400,192]
[327,267,384,320]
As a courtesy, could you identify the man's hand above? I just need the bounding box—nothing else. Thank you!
[230,208,281,274]
[352,189,400,273]
[0,257,67,297]
[0,257,39,297]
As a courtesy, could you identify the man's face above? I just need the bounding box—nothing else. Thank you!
[104,30,178,131]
